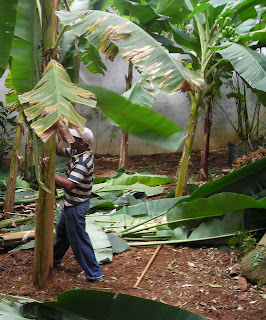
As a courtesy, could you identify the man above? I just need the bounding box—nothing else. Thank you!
[53,127,103,282]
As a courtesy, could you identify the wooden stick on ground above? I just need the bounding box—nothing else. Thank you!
[134,245,162,288]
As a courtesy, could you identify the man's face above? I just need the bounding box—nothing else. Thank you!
[70,137,83,150]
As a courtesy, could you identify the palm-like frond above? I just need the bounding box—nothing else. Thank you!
[218,43,266,92]
[56,10,204,94]
[18,60,96,142]
[0,0,18,77]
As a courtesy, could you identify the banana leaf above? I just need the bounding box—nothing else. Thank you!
[218,43,266,92]
[85,218,113,264]
[112,197,183,217]
[107,173,172,186]
[167,193,266,230]
[56,10,204,93]
[81,85,186,151]
[92,182,164,197]
[10,0,41,93]
[0,0,18,77]
[19,289,209,320]
[188,157,266,201]
[18,60,96,143]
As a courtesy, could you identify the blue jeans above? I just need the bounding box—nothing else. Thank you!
[53,200,103,280]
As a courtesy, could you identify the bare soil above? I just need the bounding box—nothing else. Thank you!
[0,149,265,320]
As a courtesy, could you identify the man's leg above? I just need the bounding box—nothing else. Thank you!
[54,208,70,265]
[64,201,103,281]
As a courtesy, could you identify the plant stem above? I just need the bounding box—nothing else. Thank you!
[175,91,202,196]
[3,112,23,218]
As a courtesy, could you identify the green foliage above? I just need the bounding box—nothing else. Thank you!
[252,249,264,269]
[0,289,209,320]
[228,225,257,256]
[0,102,16,167]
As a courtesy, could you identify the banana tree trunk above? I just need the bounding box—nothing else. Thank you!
[200,97,212,181]
[175,92,202,197]
[119,61,133,169]
[33,137,56,288]
[3,112,23,218]
[33,0,59,289]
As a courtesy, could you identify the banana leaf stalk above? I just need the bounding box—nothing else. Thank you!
[127,228,266,246]
[0,216,32,229]
[115,211,167,237]
[119,61,133,169]
[0,230,35,248]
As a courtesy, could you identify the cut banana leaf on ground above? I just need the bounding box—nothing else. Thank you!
[107,173,172,186]
[113,197,184,217]
[85,214,130,263]
[92,183,164,198]
[0,188,38,206]
[18,289,209,320]
[167,193,266,229]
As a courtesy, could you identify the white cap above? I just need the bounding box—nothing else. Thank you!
[69,127,94,145]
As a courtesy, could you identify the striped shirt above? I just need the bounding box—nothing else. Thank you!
[63,147,94,207]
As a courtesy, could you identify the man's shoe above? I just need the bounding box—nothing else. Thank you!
[77,271,103,282]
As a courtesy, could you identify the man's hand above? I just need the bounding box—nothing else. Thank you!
[55,173,77,191]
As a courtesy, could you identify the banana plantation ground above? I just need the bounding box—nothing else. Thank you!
[0,148,265,320]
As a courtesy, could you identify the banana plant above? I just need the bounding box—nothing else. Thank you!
[112,0,266,190]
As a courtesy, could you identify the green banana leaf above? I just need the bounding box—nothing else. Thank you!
[0,300,28,320]
[112,197,183,217]
[10,0,41,93]
[167,193,266,229]
[19,289,209,320]
[92,182,164,197]
[218,43,266,92]
[56,10,204,93]
[82,85,186,151]
[85,218,113,264]
[0,0,18,77]
[18,60,96,143]
[107,173,172,186]
[188,157,266,200]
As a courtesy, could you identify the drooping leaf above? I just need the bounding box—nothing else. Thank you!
[11,0,41,93]
[81,85,186,151]
[18,60,96,143]
[56,10,204,94]
[0,0,18,77]
[218,44,266,92]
